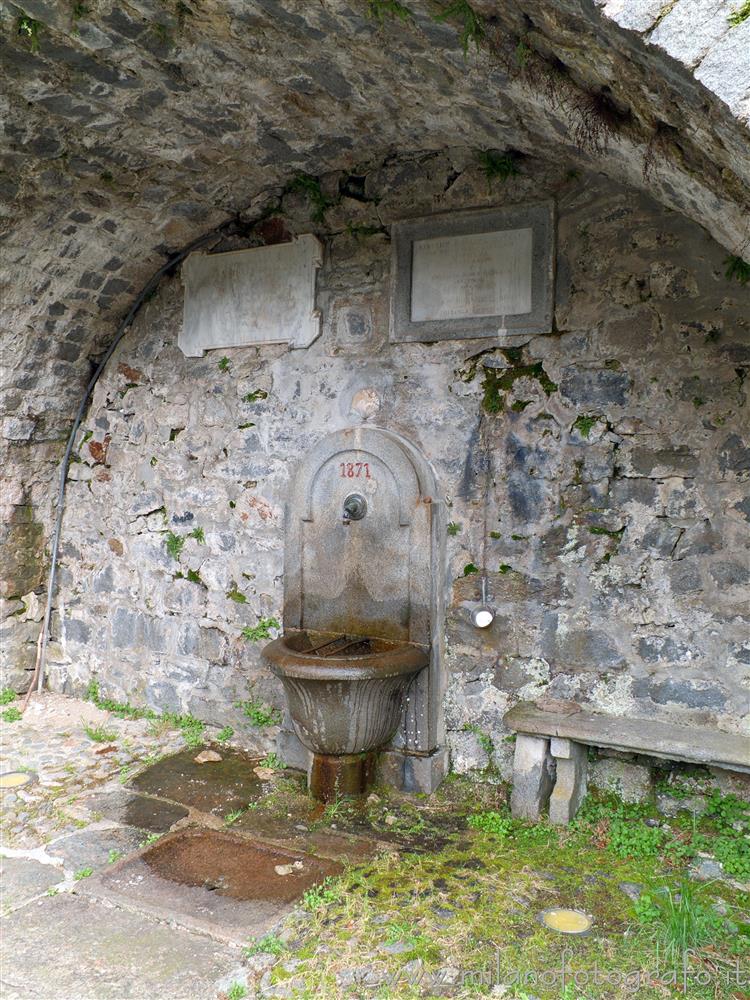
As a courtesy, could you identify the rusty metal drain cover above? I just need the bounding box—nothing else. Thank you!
[79,828,342,945]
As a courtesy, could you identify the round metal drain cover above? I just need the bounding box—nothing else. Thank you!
[0,771,37,790]
[538,908,593,935]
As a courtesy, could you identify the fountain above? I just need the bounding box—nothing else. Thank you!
[262,427,448,800]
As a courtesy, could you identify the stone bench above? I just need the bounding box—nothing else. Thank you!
[504,701,750,825]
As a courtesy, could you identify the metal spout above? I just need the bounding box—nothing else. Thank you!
[342,493,367,525]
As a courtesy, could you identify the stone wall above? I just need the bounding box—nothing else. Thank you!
[21,152,749,769]
[2,0,749,710]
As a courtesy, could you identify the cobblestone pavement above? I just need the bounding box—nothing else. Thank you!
[0,693,261,1000]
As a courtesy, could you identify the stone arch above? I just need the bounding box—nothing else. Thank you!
[1,0,749,720]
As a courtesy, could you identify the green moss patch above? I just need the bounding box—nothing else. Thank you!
[482,360,558,414]
[239,779,749,999]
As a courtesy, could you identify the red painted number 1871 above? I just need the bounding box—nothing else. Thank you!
[339,461,372,479]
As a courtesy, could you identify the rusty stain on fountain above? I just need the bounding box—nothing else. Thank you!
[263,426,448,800]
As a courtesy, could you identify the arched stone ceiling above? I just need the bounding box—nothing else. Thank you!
[1,0,748,515]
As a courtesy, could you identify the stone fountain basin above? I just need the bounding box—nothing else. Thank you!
[262,630,428,756]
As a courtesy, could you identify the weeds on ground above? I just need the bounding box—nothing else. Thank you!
[467,809,513,838]
[235,692,281,728]
[258,752,286,770]
[634,880,723,964]
[1,707,22,722]
[85,680,205,747]
[303,876,343,911]
[243,932,287,957]
[82,722,117,743]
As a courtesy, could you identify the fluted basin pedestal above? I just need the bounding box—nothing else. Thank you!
[309,751,377,801]
[262,630,428,802]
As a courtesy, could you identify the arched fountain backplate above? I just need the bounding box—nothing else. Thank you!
[276,426,448,793]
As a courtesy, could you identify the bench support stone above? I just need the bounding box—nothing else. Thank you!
[510,734,556,821]
[549,737,588,825]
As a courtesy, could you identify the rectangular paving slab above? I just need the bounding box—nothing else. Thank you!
[1,893,238,1000]
[47,826,147,872]
[78,787,189,832]
[129,746,265,816]
[80,827,341,945]
[0,856,63,914]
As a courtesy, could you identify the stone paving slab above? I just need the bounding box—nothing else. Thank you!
[80,827,341,946]
[0,893,239,1000]
[46,826,147,872]
[78,788,189,832]
[232,810,381,864]
[129,746,265,816]
[0,856,63,914]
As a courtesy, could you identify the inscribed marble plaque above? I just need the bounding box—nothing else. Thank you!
[179,235,323,357]
[390,203,553,343]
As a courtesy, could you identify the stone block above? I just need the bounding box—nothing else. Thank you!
[694,18,750,117]
[549,739,588,824]
[589,758,652,804]
[649,0,735,69]
[276,728,311,772]
[510,734,555,821]
[447,728,491,774]
[559,367,631,407]
[379,746,450,794]
[1,417,35,441]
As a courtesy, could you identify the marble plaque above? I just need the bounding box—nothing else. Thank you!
[179,235,323,357]
[390,203,553,342]
[411,228,532,321]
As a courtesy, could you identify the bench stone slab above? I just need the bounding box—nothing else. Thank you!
[505,704,750,773]
[505,702,749,824]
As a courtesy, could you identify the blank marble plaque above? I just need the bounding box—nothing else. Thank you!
[390,203,554,342]
[179,235,323,357]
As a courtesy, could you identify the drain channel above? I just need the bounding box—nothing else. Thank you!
[304,635,374,657]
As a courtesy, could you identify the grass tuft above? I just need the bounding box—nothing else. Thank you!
[635,881,723,964]
[82,722,117,743]
[433,0,484,56]
[241,617,280,641]
[235,692,281,728]
[476,149,520,184]
[725,254,750,284]
[728,0,750,25]
[367,0,413,21]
